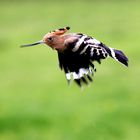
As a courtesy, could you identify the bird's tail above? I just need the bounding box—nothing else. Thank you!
[101,43,128,67]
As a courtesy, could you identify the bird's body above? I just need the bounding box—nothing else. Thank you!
[21,27,128,87]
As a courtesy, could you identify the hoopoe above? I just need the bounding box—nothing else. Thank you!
[21,27,128,87]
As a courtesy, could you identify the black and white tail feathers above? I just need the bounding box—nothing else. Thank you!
[100,43,128,67]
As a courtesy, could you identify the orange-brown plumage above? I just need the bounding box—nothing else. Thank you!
[43,33,65,51]
[43,26,78,52]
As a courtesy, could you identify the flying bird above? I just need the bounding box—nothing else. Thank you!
[21,27,128,87]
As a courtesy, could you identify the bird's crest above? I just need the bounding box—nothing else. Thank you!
[49,26,70,35]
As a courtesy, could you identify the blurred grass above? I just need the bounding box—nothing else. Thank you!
[0,0,140,140]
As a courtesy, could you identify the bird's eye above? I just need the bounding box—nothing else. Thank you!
[47,37,53,41]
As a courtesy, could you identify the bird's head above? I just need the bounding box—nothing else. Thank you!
[20,26,70,50]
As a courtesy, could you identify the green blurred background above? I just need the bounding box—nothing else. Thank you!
[0,0,140,140]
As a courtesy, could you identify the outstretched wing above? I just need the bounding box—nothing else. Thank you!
[57,33,128,86]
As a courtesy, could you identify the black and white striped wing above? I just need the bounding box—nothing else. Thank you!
[66,33,128,67]
[58,34,128,86]
[65,34,109,63]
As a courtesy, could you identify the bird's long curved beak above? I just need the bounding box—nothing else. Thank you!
[20,40,44,47]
